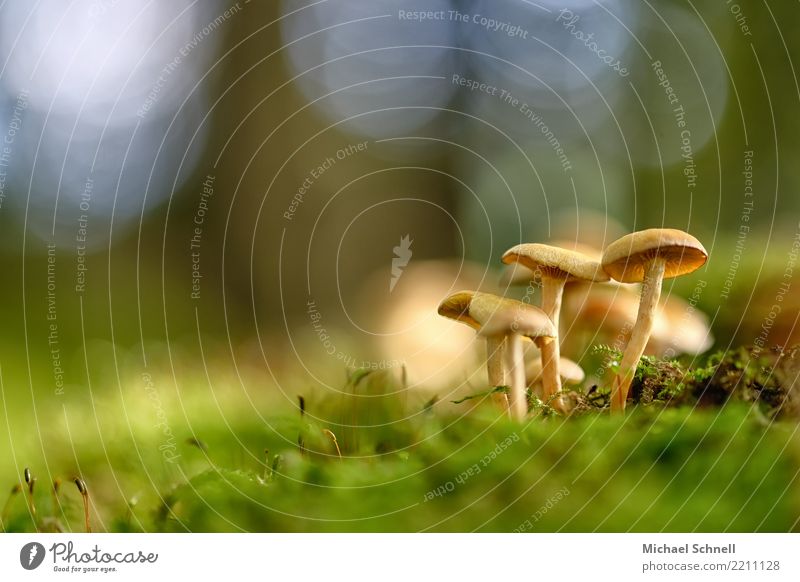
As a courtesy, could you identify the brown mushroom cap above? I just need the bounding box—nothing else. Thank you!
[601,229,708,283]
[439,290,557,348]
[549,240,603,261]
[477,305,556,341]
[502,243,609,283]
[526,357,585,385]
[500,241,602,287]
[437,290,478,328]
[468,292,555,336]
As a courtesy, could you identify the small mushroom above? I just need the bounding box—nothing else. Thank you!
[438,291,508,410]
[502,243,608,405]
[478,307,556,420]
[438,291,554,414]
[601,229,708,412]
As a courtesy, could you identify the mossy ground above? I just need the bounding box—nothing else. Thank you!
[1,347,799,533]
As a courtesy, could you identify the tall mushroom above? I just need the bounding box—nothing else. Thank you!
[478,307,556,420]
[501,244,608,405]
[601,229,708,412]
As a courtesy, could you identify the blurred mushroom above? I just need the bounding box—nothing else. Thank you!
[499,262,537,288]
[561,283,640,354]
[550,209,627,252]
[601,229,708,412]
[650,294,714,357]
[562,284,710,358]
[526,356,585,395]
[502,243,608,405]
[478,306,556,420]
[363,261,487,389]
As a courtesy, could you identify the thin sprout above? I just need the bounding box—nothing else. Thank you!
[322,429,343,460]
[1,484,22,532]
[52,479,62,519]
[271,455,282,478]
[24,468,38,531]
[74,478,91,533]
[186,437,208,452]
[125,495,139,531]
[298,396,306,455]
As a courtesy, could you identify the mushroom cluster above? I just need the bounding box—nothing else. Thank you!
[438,228,709,418]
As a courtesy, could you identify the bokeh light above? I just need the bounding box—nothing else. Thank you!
[0,0,220,247]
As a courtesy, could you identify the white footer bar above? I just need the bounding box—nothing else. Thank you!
[1,533,797,581]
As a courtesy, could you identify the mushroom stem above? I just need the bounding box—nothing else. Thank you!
[537,338,560,407]
[611,258,666,412]
[505,334,527,420]
[486,336,510,411]
[539,279,565,404]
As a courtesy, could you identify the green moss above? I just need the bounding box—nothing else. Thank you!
[142,405,798,532]
[586,344,800,419]
[1,355,799,533]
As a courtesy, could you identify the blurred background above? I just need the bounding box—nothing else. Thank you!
[0,0,799,437]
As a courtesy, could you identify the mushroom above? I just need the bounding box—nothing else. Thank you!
[438,291,508,410]
[527,356,585,414]
[364,260,487,389]
[437,291,554,415]
[650,294,713,357]
[562,284,709,357]
[500,240,601,288]
[526,356,585,395]
[601,229,708,412]
[499,263,537,288]
[501,244,608,405]
[549,208,627,252]
[478,307,556,420]
[561,283,640,355]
